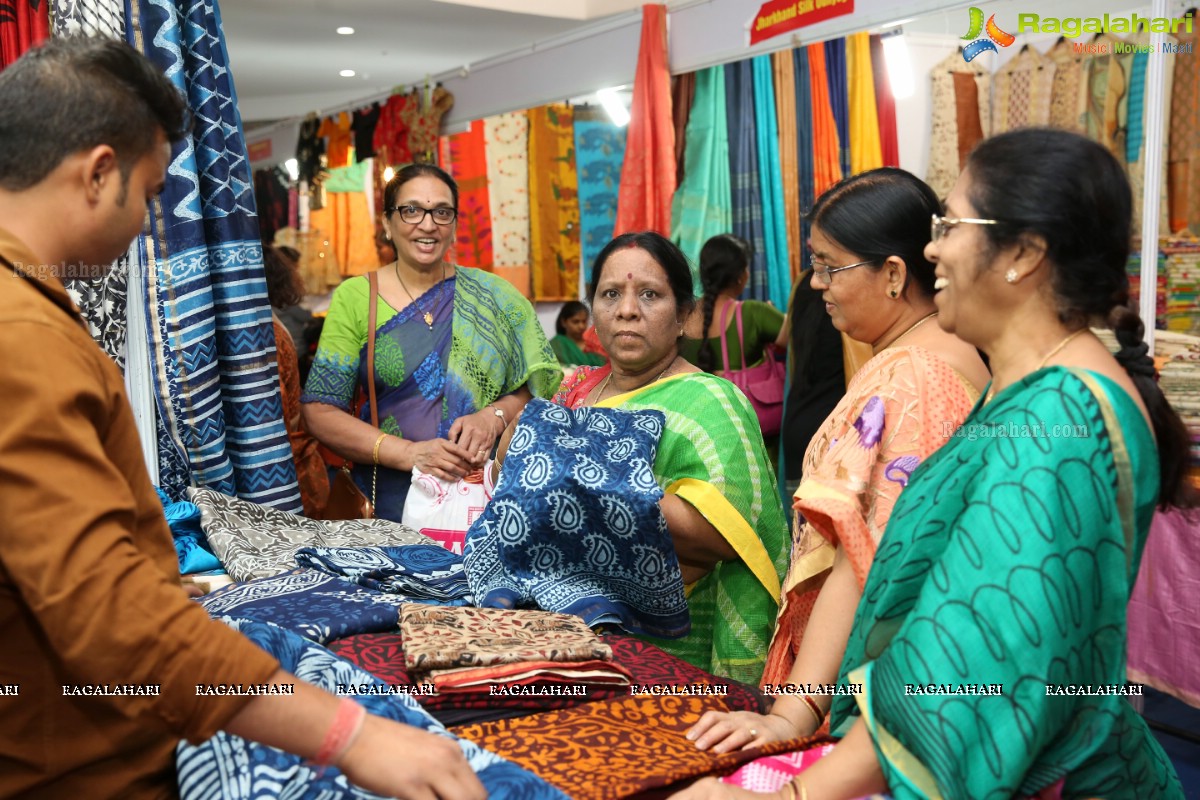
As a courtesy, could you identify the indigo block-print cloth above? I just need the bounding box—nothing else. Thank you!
[199,569,402,644]
[176,619,569,800]
[463,399,690,638]
[296,544,473,605]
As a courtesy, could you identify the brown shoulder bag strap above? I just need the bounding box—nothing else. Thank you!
[366,272,380,427]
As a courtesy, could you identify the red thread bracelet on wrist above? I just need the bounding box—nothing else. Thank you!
[314,697,367,765]
[800,693,825,726]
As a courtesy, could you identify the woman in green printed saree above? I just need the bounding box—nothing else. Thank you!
[555,231,789,685]
[302,164,560,522]
[672,131,1188,799]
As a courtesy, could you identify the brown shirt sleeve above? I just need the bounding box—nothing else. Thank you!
[0,318,280,744]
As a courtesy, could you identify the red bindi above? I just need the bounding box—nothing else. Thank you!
[627,272,633,280]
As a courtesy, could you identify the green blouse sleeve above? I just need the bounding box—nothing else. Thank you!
[741,300,784,366]
[301,277,368,411]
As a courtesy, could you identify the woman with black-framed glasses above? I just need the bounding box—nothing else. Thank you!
[301,163,559,522]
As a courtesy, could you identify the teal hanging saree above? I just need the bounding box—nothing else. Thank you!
[832,367,1182,799]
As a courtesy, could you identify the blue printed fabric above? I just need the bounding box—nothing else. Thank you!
[463,399,690,638]
[176,619,569,800]
[296,544,473,605]
[156,487,220,574]
[199,569,402,644]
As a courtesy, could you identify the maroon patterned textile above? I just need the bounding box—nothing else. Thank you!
[327,631,767,727]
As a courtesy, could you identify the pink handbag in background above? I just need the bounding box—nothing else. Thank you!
[718,300,785,436]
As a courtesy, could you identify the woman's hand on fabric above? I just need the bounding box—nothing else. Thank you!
[403,439,477,481]
[686,709,798,754]
[668,776,784,799]
[335,715,486,800]
[448,408,504,467]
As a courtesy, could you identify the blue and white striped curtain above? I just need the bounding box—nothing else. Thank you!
[128,0,301,511]
[725,59,770,305]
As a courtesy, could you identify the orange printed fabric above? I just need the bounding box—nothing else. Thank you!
[450,694,829,799]
[807,44,842,199]
[527,103,581,301]
[762,345,979,684]
[399,605,611,672]
[444,120,494,271]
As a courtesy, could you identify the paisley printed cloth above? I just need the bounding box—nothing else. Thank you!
[295,544,473,604]
[763,346,979,685]
[199,569,403,644]
[400,605,612,672]
[558,371,788,685]
[449,694,822,799]
[188,487,431,581]
[462,397,690,637]
[832,369,1183,799]
[175,618,569,800]
[329,631,768,728]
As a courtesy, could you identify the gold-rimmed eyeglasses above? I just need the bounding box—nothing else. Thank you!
[930,213,999,242]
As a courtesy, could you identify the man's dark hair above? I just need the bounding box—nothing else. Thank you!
[0,36,189,191]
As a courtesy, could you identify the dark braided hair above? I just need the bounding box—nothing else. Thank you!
[966,128,1191,508]
[696,234,752,372]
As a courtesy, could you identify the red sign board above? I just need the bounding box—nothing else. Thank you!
[749,0,855,45]
[247,139,273,162]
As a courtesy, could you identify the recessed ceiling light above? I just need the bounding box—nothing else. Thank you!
[339,69,356,78]
[337,26,355,35]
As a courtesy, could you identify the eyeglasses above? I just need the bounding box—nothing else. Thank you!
[930,213,999,242]
[809,255,875,281]
[386,204,458,226]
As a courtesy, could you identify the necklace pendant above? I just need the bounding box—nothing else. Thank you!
[423,311,434,328]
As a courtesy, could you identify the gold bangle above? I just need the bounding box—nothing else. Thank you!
[781,779,798,800]
[795,778,808,800]
[372,432,388,465]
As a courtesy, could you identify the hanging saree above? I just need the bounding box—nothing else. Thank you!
[753,55,792,312]
[484,111,532,292]
[847,32,883,175]
[727,59,771,305]
[773,52,802,284]
[832,369,1183,799]
[614,3,675,237]
[302,268,560,521]
[807,44,843,199]
[557,369,789,684]
[869,34,900,168]
[670,65,731,274]
[574,105,627,277]
[528,103,581,301]
[763,346,979,685]
[824,39,851,180]
[444,120,494,271]
[792,48,815,264]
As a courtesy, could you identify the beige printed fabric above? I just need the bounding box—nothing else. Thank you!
[1047,39,1085,133]
[926,50,991,200]
[992,46,1055,134]
[484,112,531,271]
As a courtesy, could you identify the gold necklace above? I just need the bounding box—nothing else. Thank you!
[884,312,938,350]
[394,260,446,330]
[597,360,674,401]
[985,328,1088,404]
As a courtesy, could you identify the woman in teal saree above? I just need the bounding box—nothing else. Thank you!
[674,130,1188,799]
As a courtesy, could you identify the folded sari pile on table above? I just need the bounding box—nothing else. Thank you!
[188,487,430,581]
[296,543,473,604]
[400,605,630,696]
[199,568,404,644]
[176,619,568,800]
[450,693,823,799]
[329,631,769,727]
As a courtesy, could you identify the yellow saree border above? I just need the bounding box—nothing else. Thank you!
[667,477,782,600]
[593,372,690,408]
[850,664,944,800]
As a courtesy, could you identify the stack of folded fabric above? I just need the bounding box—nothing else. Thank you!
[1163,242,1200,334]
[400,605,631,696]
[1158,335,1200,478]
[296,544,473,605]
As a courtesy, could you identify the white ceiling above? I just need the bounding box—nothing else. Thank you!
[221,0,643,123]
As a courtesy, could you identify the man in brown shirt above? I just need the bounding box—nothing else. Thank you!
[0,38,484,800]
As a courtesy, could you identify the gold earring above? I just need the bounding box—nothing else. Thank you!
[1005,268,1018,284]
